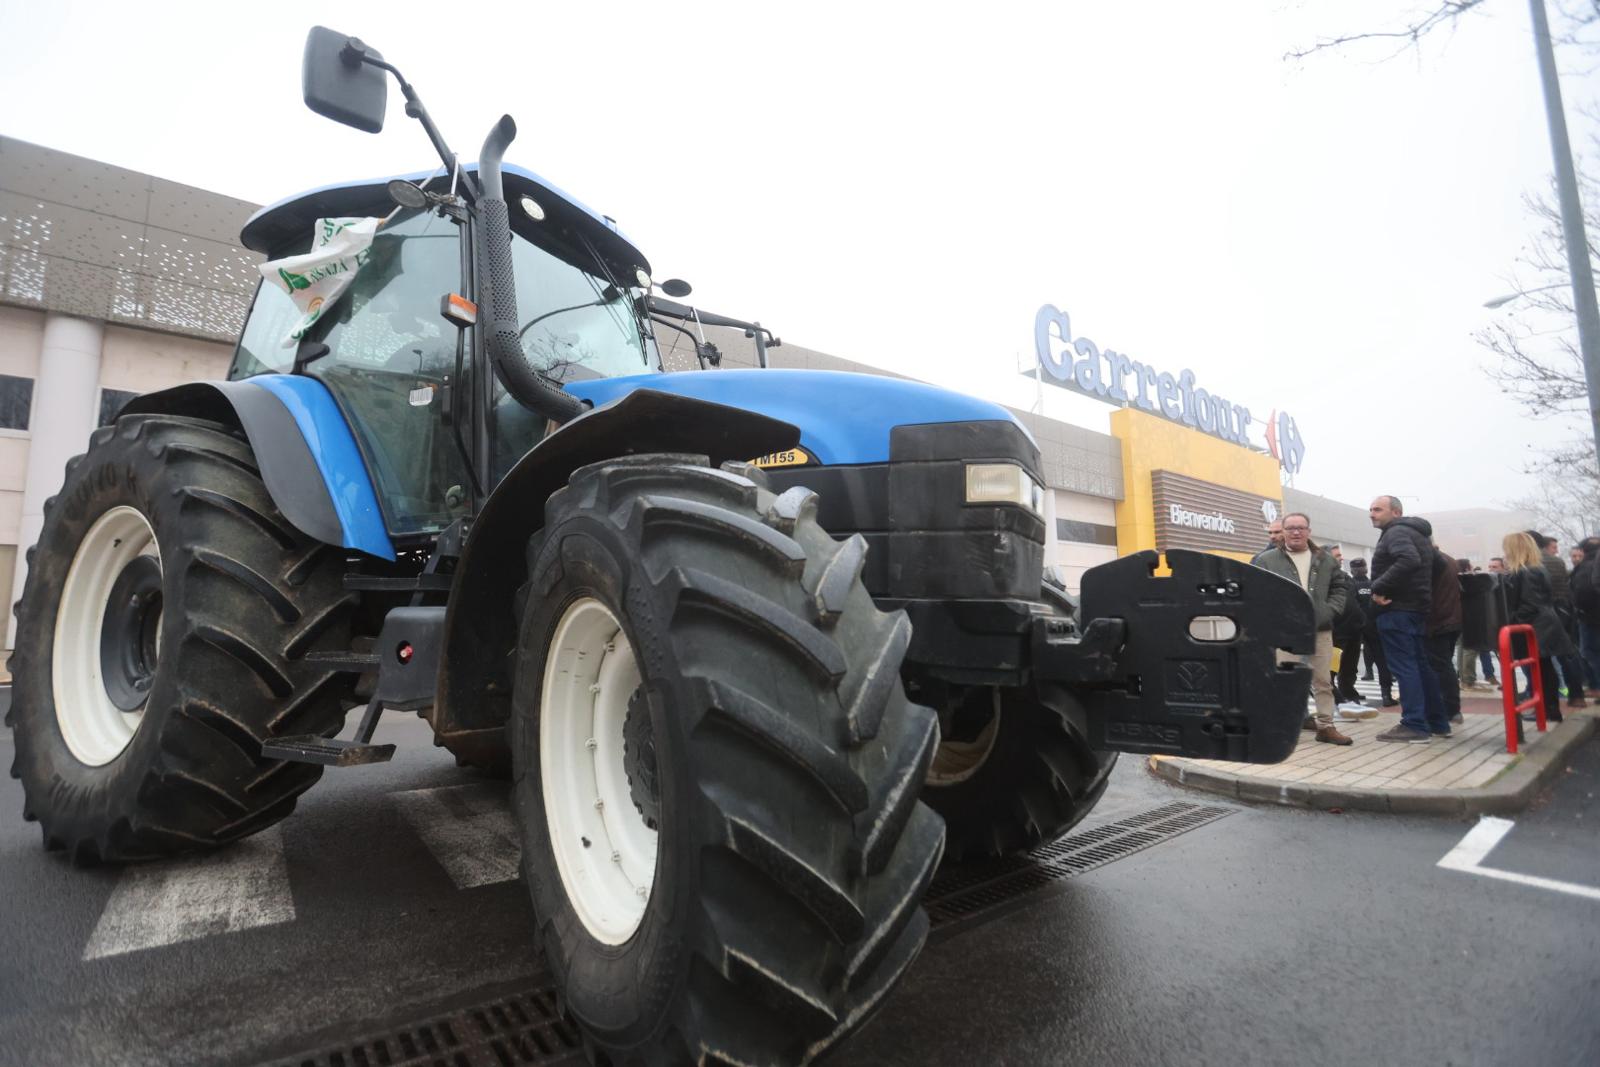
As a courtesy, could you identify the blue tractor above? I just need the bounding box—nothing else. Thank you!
[6,28,1313,1066]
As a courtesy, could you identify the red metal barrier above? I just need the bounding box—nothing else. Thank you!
[1498,623,1545,755]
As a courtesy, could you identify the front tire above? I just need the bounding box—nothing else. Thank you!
[511,455,944,1065]
[6,416,355,862]
[922,686,1116,863]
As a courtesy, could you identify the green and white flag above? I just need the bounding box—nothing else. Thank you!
[258,217,380,346]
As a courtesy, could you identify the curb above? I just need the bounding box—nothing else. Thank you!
[1147,709,1598,816]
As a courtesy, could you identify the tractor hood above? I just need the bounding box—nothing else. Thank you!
[564,370,1034,466]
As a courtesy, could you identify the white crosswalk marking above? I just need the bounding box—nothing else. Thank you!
[391,783,522,888]
[83,826,294,960]
[1438,816,1600,902]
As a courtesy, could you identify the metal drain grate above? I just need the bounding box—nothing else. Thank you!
[271,802,1230,1066]
[923,801,1233,930]
[278,986,583,1067]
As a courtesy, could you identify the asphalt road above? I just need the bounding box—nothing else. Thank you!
[2,699,1597,1067]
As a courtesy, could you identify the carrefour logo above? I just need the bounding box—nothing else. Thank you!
[1033,304,1305,474]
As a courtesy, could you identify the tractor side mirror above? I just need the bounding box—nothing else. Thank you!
[302,26,388,133]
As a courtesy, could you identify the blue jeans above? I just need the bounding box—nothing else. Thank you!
[1377,610,1448,734]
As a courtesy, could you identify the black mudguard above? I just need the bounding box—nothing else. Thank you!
[431,389,799,744]
[1039,549,1315,764]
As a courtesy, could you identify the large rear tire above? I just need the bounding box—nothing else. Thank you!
[511,455,944,1065]
[6,416,355,862]
[922,686,1116,863]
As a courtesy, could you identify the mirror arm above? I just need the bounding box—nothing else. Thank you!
[353,50,481,201]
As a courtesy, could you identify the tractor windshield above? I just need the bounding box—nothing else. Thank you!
[486,227,658,482]
[507,228,654,383]
[231,206,472,538]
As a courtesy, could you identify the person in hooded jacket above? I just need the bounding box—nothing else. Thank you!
[1503,532,1576,724]
[1368,495,1447,743]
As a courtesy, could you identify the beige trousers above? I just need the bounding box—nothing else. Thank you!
[1278,630,1336,726]
[1309,630,1335,726]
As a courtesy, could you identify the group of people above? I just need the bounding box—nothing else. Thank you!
[1252,497,1592,747]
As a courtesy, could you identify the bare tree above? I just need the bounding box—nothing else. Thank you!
[1481,141,1600,420]
[1291,1,1600,517]
[1286,1,1599,62]
[1507,458,1600,544]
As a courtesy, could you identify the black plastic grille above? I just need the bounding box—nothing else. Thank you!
[923,801,1233,930]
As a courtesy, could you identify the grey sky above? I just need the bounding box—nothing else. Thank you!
[1,0,1594,513]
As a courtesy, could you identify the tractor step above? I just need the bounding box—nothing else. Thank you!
[305,650,381,673]
[343,573,454,592]
[261,735,396,766]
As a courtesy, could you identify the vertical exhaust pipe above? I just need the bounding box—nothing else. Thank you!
[474,116,584,423]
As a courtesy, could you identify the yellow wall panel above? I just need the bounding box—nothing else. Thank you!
[1110,407,1282,559]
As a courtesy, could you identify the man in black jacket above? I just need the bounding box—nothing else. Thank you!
[1368,495,1447,743]
[1572,537,1600,699]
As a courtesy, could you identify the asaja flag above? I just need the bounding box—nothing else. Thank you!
[258,217,380,345]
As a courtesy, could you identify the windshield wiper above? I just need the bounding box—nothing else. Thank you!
[516,286,620,340]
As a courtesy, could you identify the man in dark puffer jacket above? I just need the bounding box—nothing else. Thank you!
[1368,495,1448,743]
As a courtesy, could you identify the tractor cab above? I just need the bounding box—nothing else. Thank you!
[229,165,661,535]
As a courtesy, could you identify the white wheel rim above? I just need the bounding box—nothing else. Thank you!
[52,506,161,766]
[540,597,659,945]
[927,691,1002,786]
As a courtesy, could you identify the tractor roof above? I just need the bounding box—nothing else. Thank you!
[241,163,650,280]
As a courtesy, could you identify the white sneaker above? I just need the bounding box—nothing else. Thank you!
[1337,703,1379,720]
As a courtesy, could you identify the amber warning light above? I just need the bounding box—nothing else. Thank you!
[441,293,478,326]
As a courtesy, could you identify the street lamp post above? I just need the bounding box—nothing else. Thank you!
[1528,0,1600,460]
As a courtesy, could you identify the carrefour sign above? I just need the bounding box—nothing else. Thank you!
[1034,304,1304,474]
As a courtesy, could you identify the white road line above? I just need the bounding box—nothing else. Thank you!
[1437,816,1600,902]
[83,826,294,960]
[391,784,521,889]
[1437,816,1516,871]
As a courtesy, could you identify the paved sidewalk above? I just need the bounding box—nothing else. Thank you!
[1150,692,1599,815]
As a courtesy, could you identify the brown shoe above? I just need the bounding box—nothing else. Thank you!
[1315,725,1354,746]
[1303,716,1316,732]
[1568,697,1588,709]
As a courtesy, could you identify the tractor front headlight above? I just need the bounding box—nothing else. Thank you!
[964,463,1045,517]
